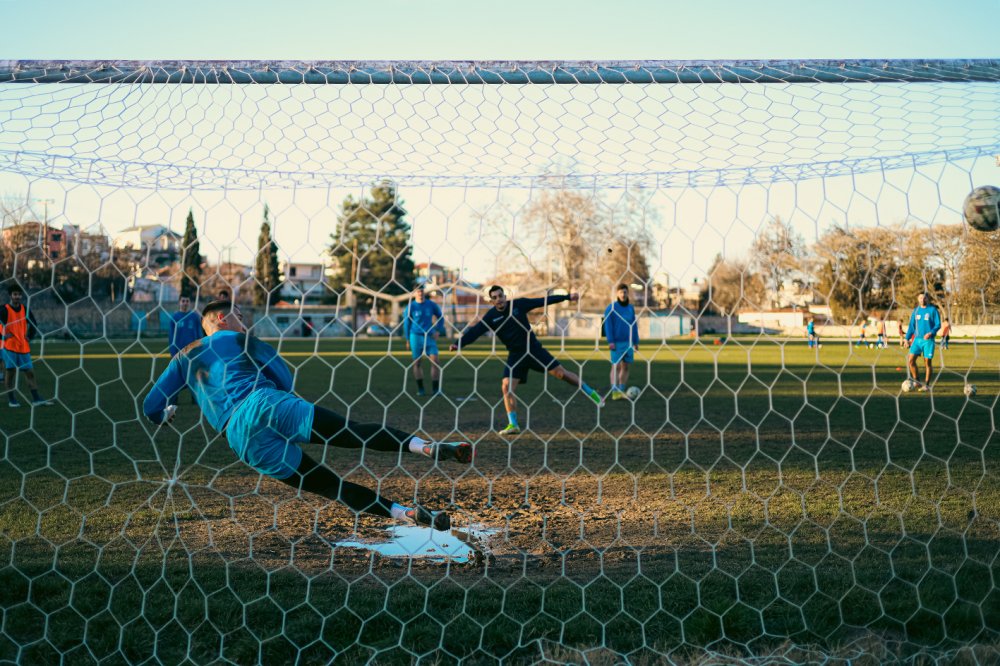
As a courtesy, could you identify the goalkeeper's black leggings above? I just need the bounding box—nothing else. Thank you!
[277,405,413,518]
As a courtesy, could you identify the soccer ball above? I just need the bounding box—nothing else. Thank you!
[901,379,918,393]
[626,386,641,400]
[964,384,977,397]
[963,185,1000,232]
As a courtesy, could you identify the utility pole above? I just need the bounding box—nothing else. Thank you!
[351,238,358,331]
[31,198,55,259]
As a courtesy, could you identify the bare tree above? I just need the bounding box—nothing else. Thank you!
[750,217,805,308]
[813,225,904,323]
[488,188,653,307]
[954,227,1000,322]
[0,193,48,289]
[706,253,766,316]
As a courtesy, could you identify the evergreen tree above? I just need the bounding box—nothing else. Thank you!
[180,209,203,300]
[254,205,282,307]
[327,181,414,311]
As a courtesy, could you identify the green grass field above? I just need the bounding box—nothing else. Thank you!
[1,336,998,664]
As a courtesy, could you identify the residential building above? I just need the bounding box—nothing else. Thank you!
[112,225,182,267]
[281,261,327,302]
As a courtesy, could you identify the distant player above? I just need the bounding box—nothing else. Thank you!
[875,317,887,348]
[451,285,602,436]
[143,300,470,530]
[604,284,639,401]
[1,285,52,408]
[897,318,907,347]
[905,293,941,392]
[167,296,202,357]
[856,321,868,347]
[939,318,952,349]
[806,318,819,349]
[163,296,203,404]
[403,285,445,397]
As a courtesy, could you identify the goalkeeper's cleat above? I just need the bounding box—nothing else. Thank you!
[31,399,54,407]
[611,390,627,401]
[416,388,427,397]
[423,441,473,464]
[587,389,605,407]
[8,399,21,408]
[498,424,521,436]
[407,505,451,531]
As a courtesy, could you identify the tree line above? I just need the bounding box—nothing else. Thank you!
[4,186,997,323]
[708,217,1000,323]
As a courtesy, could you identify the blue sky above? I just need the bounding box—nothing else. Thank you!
[1,0,997,60]
[1,0,998,290]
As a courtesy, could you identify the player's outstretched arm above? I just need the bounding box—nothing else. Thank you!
[143,360,185,424]
[452,317,489,352]
[521,292,574,311]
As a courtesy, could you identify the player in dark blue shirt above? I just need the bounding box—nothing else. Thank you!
[451,285,603,436]
[403,285,446,396]
[143,300,472,530]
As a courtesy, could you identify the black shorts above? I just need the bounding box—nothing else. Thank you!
[504,346,560,383]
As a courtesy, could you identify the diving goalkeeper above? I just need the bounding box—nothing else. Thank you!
[143,300,470,530]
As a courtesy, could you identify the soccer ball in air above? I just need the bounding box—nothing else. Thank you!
[963,185,1000,232]
[901,379,918,393]
[964,384,977,397]
[626,386,641,400]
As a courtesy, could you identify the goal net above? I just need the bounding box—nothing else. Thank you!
[0,60,998,664]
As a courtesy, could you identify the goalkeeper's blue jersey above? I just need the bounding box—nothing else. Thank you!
[143,330,294,431]
[906,305,941,340]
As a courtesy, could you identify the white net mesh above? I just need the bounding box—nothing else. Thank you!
[0,60,998,664]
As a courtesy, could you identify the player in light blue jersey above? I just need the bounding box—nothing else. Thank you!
[162,296,203,404]
[143,300,472,530]
[806,318,819,349]
[604,284,639,401]
[905,292,942,392]
[403,285,446,396]
[167,296,203,357]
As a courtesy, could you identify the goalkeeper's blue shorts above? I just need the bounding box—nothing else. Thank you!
[225,388,314,480]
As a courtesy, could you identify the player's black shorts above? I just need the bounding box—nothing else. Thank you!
[504,345,560,383]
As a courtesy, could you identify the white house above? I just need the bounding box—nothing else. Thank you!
[113,225,182,255]
[281,261,327,302]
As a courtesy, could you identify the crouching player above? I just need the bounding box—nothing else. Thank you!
[143,300,471,530]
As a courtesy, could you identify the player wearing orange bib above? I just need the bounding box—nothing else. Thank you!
[1,285,52,408]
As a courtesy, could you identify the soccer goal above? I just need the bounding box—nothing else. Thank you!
[0,60,998,664]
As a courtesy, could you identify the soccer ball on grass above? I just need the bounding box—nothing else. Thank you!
[964,384,977,397]
[963,185,1000,232]
[626,386,641,400]
[901,379,918,393]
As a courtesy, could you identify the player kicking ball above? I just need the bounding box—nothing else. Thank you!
[143,300,471,530]
[450,285,602,436]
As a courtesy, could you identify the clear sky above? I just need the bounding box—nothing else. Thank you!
[1,0,997,61]
[1,1,998,295]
